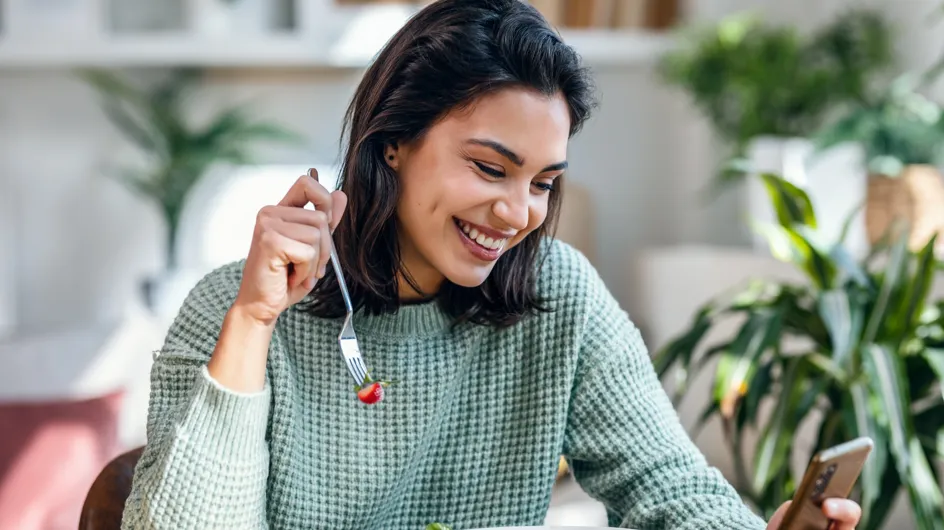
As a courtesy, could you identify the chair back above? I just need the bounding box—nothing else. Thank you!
[78,446,144,530]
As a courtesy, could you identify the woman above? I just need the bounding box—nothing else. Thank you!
[121,1,862,529]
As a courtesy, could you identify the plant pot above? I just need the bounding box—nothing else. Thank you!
[188,0,271,35]
[866,165,944,255]
[745,137,868,258]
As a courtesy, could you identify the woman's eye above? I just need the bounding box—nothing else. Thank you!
[533,181,556,193]
[474,161,505,178]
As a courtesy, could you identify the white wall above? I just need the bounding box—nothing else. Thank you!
[0,72,164,332]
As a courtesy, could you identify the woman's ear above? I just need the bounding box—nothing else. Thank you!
[384,143,399,170]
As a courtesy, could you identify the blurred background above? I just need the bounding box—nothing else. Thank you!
[2,0,944,528]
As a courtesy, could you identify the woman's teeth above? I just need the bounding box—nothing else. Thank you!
[458,220,507,250]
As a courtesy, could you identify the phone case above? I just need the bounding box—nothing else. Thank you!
[779,437,873,530]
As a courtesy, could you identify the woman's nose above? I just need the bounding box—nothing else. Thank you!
[492,188,530,232]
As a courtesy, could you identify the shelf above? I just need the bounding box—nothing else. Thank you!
[0,29,674,69]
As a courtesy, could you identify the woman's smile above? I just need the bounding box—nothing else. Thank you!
[453,217,513,261]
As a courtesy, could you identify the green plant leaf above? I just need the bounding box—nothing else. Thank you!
[753,357,814,494]
[905,437,944,529]
[818,288,866,367]
[887,235,939,338]
[654,279,786,381]
[739,359,775,429]
[79,69,148,107]
[859,455,903,530]
[845,382,888,525]
[837,200,865,245]
[104,167,160,200]
[828,239,871,288]
[862,344,911,474]
[753,222,836,289]
[938,427,944,461]
[759,173,818,228]
[101,100,161,152]
[712,309,783,419]
[862,343,944,528]
[863,225,910,344]
[692,400,721,439]
[805,351,850,384]
[781,292,832,348]
[653,307,714,377]
[813,109,872,154]
[922,348,944,399]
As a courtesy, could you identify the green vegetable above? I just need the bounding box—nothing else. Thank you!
[425,524,452,530]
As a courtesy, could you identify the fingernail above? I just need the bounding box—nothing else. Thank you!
[823,499,840,513]
[308,168,318,180]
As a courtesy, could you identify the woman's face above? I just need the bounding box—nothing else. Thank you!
[391,88,571,295]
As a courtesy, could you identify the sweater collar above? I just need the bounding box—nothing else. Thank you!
[352,301,457,337]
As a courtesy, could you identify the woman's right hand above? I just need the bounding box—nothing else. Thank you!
[209,169,347,392]
[233,168,348,327]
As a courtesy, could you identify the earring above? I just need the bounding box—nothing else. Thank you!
[388,155,395,161]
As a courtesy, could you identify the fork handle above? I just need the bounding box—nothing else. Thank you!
[328,237,354,314]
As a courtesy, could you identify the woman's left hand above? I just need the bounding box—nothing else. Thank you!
[766,499,862,529]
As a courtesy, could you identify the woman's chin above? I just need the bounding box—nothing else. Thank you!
[443,264,494,288]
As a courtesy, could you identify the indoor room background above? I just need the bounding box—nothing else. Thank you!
[2,0,944,529]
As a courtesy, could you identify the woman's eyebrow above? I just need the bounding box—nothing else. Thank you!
[466,138,524,166]
[465,138,567,172]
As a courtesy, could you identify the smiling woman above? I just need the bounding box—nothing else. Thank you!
[303,4,591,326]
[117,1,859,530]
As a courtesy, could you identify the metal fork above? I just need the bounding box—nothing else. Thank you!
[328,237,369,386]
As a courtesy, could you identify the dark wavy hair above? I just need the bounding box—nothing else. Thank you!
[304,0,596,327]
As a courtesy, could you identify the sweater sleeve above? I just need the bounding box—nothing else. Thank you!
[562,288,767,530]
[121,265,271,530]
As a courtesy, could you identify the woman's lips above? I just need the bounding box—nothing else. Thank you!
[454,218,504,261]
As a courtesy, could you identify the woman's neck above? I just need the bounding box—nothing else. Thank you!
[397,272,442,302]
[396,232,445,302]
[396,252,445,302]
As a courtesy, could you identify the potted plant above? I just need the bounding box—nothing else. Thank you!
[81,68,304,315]
[654,173,944,529]
[658,9,893,255]
[814,74,944,257]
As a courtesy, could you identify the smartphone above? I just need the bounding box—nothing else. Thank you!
[779,436,874,530]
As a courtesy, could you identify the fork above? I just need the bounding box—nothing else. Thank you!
[328,237,369,386]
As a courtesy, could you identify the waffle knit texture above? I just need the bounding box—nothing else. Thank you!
[121,239,767,530]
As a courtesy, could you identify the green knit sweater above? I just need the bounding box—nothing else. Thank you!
[121,240,766,530]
